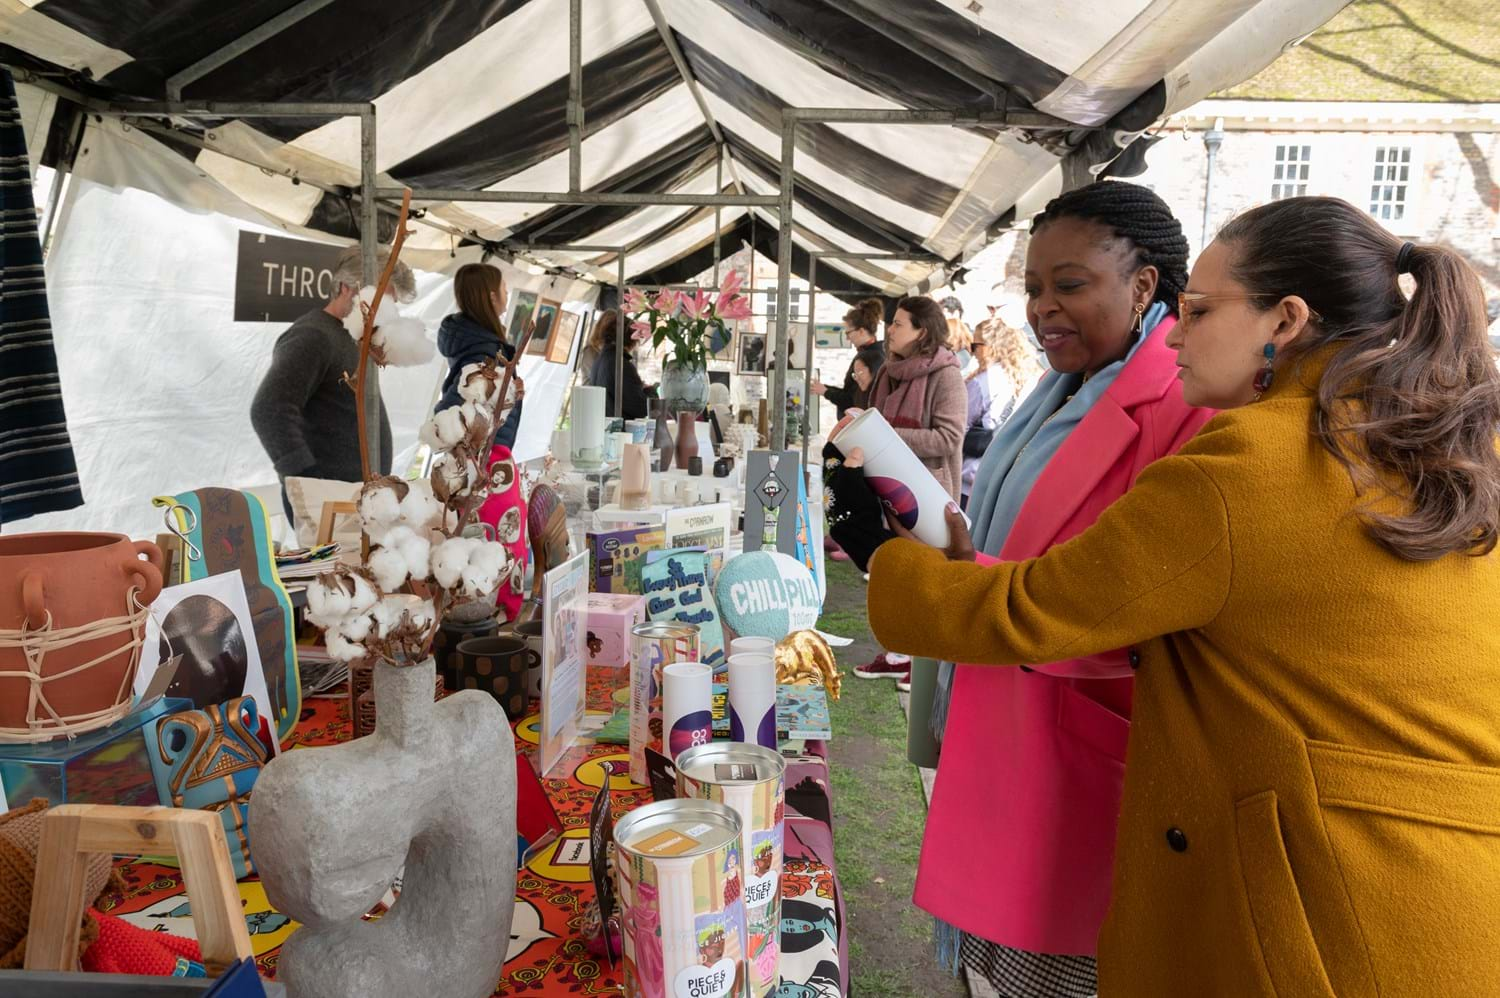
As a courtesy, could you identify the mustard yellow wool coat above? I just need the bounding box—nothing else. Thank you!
[869,368,1500,997]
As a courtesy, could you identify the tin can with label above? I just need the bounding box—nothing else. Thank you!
[615,798,749,998]
[674,742,786,997]
[629,621,700,785]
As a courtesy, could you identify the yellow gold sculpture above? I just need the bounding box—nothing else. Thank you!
[775,630,841,700]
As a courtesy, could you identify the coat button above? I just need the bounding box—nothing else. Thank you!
[1166,827,1188,852]
[1128,649,1141,670]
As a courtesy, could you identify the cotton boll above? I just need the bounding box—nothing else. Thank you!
[368,545,409,591]
[431,536,477,590]
[371,594,408,638]
[306,575,352,625]
[419,406,468,451]
[341,614,373,642]
[347,571,380,616]
[326,631,367,662]
[394,530,432,582]
[358,482,403,529]
[431,450,481,496]
[456,364,499,406]
[377,317,436,367]
[460,541,511,597]
[398,479,443,531]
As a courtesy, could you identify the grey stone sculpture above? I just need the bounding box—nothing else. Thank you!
[250,657,516,998]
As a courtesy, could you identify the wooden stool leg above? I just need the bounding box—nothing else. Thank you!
[24,809,88,972]
[24,804,254,976]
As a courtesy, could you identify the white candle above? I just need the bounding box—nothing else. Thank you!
[571,385,606,467]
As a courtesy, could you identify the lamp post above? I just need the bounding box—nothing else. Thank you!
[1201,117,1226,251]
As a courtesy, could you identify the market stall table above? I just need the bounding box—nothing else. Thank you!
[95,668,847,996]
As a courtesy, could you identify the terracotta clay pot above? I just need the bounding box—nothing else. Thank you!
[0,532,164,741]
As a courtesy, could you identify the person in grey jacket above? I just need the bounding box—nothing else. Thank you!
[250,245,413,520]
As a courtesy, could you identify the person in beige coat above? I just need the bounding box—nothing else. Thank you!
[867,295,968,500]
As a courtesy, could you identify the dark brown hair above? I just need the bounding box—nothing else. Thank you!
[895,295,949,357]
[844,297,883,336]
[1218,196,1500,561]
[454,263,505,339]
[591,309,621,350]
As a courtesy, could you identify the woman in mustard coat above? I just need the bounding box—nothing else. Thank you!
[866,197,1500,998]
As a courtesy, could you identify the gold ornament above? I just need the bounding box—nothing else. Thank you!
[775,630,841,700]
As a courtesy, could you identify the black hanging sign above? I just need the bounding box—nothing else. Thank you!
[233,231,347,323]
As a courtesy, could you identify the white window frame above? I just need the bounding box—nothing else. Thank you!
[1366,140,1423,235]
[1270,142,1312,201]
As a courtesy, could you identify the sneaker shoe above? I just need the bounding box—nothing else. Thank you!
[854,654,908,680]
[895,672,912,693]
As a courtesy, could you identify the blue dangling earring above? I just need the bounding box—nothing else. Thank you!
[1252,343,1275,401]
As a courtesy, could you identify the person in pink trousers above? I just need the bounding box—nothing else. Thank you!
[920,181,1214,996]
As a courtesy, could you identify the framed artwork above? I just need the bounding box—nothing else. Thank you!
[507,290,539,348]
[772,322,809,370]
[814,323,846,349]
[529,298,561,355]
[737,332,767,376]
[709,319,736,361]
[545,308,582,365]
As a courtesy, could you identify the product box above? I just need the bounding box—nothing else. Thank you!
[585,592,648,668]
[587,524,665,594]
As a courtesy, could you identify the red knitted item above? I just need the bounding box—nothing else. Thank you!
[81,910,204,976]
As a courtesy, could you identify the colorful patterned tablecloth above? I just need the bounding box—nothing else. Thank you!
[98,667,845,996]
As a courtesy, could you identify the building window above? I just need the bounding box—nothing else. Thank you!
[1369,145,1413,222]
[1271,144,1311,200]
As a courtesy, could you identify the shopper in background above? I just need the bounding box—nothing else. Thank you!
[960,336,996,508]
[940,294,973,362]
[920,181,1212,998]
[869,195,1500,996]
[812,297,885,418]
[252,245,412,520]
[435,263,524,449]
[850,294,966,689]
[576,308,609,385]
[588,310,651,419]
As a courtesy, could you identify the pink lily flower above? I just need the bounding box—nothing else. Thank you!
[683,289,713,321]
[652,289,679,313]
[718,293,753,321]
[719,269,743,299]
[624,288,650,313]
[630,318,652,340]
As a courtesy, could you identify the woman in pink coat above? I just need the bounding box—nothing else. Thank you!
[922,181,1214,995]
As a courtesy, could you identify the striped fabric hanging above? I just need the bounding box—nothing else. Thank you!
[0,67,82,524]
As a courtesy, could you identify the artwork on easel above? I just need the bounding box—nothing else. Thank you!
[530,299,562,356]
[546,309,582,365]
[737,333,767,375]
[508,291,539,348]
[743,450,801,557]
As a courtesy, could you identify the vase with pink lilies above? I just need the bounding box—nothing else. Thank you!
[625,269,752,413]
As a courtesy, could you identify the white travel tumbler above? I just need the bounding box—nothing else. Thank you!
[661,661,713,759]
[728,652,777,750]
[830,407,965,549]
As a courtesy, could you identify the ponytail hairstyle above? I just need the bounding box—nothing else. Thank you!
[894,295,950,356]
[844,297,884,338]
[591,309,620,350]
[1031,180,1190,313]
[1217,196,1500,561]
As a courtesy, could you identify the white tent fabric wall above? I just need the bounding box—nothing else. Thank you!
[8,120,596,539]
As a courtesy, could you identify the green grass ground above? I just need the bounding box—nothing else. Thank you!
[818,558,966,998]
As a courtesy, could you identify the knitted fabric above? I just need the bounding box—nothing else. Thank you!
[0,798,114,968]
[82,910,204,977]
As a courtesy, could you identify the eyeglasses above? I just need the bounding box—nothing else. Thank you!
[1177,292,1321,329]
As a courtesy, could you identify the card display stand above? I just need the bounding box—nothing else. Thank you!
[0,697,191,811]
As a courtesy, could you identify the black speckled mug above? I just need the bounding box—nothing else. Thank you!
[454,635,528,721]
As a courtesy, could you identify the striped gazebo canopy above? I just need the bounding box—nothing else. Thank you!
[2,0,1347,298]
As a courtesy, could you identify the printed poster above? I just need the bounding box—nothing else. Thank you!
[540,552,590,776]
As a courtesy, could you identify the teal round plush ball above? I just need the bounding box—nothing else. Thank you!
[714,550,821,639]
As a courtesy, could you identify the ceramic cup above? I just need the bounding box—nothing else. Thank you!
[455,635,529,721]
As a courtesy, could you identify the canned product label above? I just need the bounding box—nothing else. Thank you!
[618,823,747,998]
[677,766,785,997]
[630,625,700,785]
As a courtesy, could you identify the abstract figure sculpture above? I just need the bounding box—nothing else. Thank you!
[250,657,516,998]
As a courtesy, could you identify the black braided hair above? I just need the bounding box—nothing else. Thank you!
[1031,181,1190,314]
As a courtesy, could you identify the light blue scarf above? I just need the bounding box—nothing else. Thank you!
[930,303,1169,974]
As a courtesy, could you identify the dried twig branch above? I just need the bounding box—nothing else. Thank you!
[353,188,414,483]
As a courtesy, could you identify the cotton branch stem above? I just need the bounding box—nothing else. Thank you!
[354,188,414,483]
